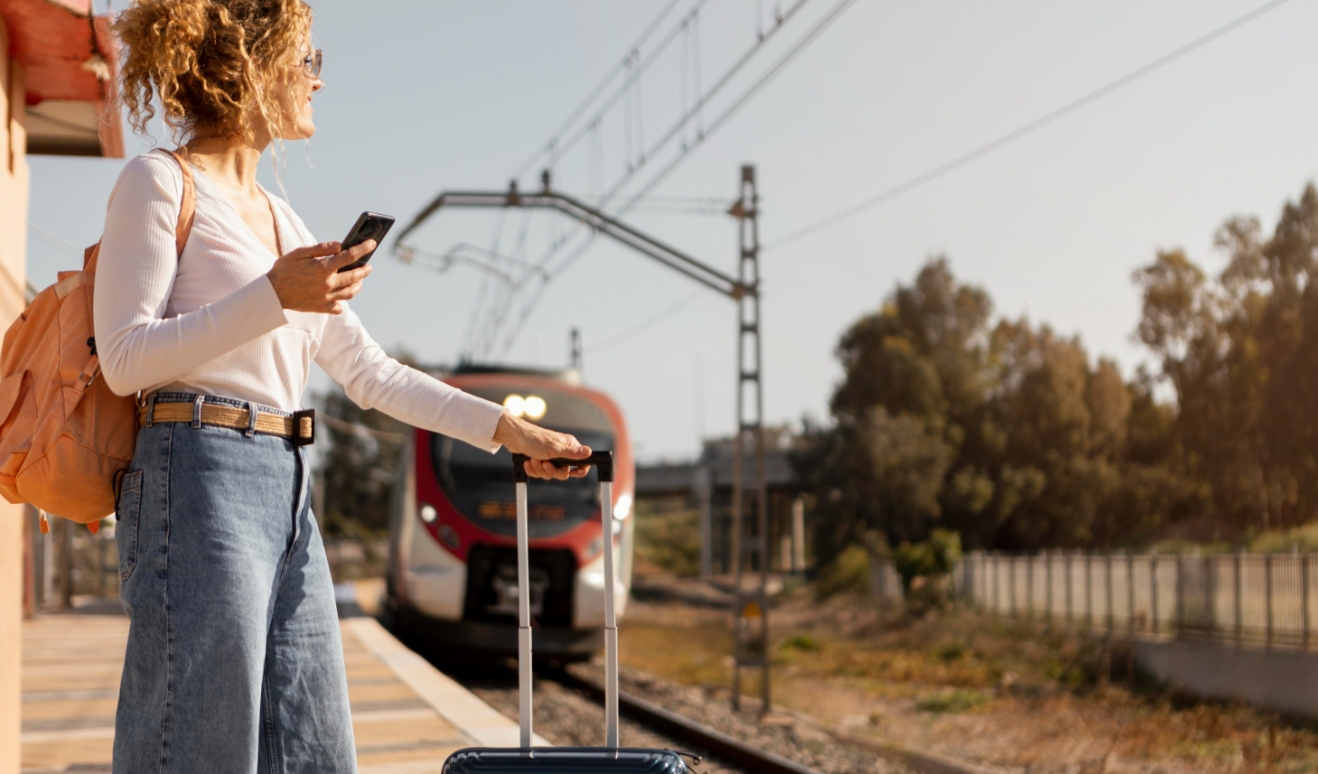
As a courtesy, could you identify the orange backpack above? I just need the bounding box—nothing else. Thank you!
[0,150,195,532]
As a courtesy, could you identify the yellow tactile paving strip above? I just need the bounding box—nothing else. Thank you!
[20,605,526,774]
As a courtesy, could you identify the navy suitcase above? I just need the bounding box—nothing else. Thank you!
[442,451,690,774]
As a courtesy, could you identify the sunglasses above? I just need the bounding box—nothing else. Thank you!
[302,48,323,78]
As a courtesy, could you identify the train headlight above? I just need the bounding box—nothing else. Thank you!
[419,504,437,524]
[523,395,547,420]
[503,394,526,417]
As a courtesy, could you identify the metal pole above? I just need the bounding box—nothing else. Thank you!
[60,517,73,608]
[730,165,769,715]
[601,480,619,746]
[696,466,712,577]
[790,496,805,573]
[515,479,533,748]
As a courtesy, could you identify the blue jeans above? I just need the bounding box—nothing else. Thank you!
[113,393,355,774]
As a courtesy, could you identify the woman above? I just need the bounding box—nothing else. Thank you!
[95,1,587,772]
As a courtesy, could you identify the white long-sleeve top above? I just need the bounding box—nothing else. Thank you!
[93,150,504,451]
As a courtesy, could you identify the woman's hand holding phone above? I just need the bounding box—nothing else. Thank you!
[267,240,375,314]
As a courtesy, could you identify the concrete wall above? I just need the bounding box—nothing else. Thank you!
[1134,640,1318,720]
[0,15,29,774]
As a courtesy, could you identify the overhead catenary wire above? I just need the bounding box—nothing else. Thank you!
[593,290,706,353]
[443,0,835,357]
[27,222,86,256]
[511,0,814,286]
[511,0,688,182]
[592,0,817,211]
[532,0,857,290]
[613,0,860,215]
[762,0,1297,253]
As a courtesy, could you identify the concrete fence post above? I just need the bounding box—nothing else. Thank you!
[1127,549,1136,640]
[1151,549,1160,636]
[1086,551,1093,630]
[1106,551,1115,634]
[1180,553,1191,638]
[1026,553,1034,619]
[1235,549,1244,646]
[1045,549,1053,621]
[1303,553,1311,650]
[1266,552,1274,651]
[1066,550,1074,622]
[1009,555,1017,618]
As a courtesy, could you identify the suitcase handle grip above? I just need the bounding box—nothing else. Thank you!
[510,451,613,483]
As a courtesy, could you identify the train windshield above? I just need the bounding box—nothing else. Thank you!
[429,387,619,537]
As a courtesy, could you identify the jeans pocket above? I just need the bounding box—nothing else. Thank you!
[116,470,143,582]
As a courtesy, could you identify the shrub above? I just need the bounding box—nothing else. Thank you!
[892,529,962,613]
[815,544,873,599]
[915,688,991,713]
[782,633,822,652]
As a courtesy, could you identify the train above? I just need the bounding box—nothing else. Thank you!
[385,364,634,657]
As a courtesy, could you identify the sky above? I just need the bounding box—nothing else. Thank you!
[25,0,1318,462]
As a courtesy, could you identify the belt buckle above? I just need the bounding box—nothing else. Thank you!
[292,409,315,447]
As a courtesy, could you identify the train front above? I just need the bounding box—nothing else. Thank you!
[387,369,635,657]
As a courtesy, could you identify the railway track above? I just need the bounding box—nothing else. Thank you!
[540,666,823,774]
[409,644,904,774]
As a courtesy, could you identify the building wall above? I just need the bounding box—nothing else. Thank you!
[0,14,30,774]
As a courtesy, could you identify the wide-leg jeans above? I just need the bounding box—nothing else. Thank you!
[113,393,356,774]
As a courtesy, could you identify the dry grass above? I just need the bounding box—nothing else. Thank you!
[618,582,1318,773]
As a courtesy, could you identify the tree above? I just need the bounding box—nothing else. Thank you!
[800,256,1188,565]
[1134,183,1318,536]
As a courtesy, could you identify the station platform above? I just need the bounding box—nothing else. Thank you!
[20,588,541,773]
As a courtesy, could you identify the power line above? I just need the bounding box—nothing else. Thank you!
[590,0,818,208]
[763,0,1296,253]
[508,0,816,293]
[536,0,858,286]
[482,0,851,356]
[27,222,85,256]
[511,0,689,182]
[593,290,706,352]
[614,0,859,215]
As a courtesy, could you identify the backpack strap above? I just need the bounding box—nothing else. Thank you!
[164,149,197,256]
[83,149,197,274]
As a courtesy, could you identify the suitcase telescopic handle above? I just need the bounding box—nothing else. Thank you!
[510,451,614,483]
[509,450,620,749]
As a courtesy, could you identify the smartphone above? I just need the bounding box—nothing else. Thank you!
[336,212,395,273]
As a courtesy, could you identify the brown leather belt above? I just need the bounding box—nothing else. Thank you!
[138,402,315,446]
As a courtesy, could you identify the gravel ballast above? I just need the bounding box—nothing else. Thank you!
[463,659,909,774]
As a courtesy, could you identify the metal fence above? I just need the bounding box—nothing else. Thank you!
[948,551,1318,649]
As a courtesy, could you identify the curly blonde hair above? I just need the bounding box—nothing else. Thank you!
[115,0,313,143]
